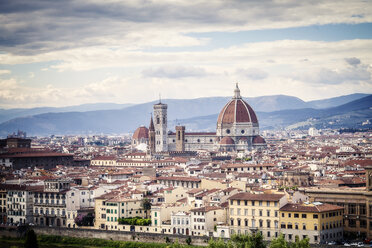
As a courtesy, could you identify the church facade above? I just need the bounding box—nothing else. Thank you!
[132,84,266,153]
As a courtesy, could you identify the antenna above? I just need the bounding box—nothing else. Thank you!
[159,93,161,103]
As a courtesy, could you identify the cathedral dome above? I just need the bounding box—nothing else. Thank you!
[220,137,235,145]
[133,126,149,140]
[217,84,258,125]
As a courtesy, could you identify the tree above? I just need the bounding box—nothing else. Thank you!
[141,198,152,218]
[269,234,289,248]
[230,232,266,248]
[24,229,38,248]
[270,234,310,248]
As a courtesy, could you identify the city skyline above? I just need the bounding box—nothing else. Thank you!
[0,0,372,108]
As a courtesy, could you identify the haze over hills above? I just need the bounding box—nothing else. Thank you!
[176,95,372,131]
[0,103,133,124]
[0,94,370,136]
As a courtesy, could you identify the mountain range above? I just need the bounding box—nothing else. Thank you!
[0,93,370,136]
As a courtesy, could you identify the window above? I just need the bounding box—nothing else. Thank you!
[302,214,307,218]
[313,214,318,219]
[259,201,262,206]
[282,213,285,218]
[294,213,299,218]
[303,224,306,230]
[295,223,299,229]
[267,210,270,217]
[287,223,293,229]
[252,201,255,206]
[267,201,270,207]
[360,204,366,215]
[259,210,262,216]
[252,209,255,216]
[237,208,241,215]
[281,223,286,229]
[349,204,356,215]
[314,225,318,230]
[244,209,248,216]
[237,200,240,205]
[230,209,234,216]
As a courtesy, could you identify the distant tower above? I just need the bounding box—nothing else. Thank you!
[154,101,168,152]
[148,115,155,154]
[175,126,185,152]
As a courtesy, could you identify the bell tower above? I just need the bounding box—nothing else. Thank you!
[154,101,168,152]
[148,115,155,154]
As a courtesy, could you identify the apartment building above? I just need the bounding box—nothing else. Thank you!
[7,185,34,225]
[190,206,226,236]
[228,192,287,240]
[279,202,344,244]
[33,179,70,227]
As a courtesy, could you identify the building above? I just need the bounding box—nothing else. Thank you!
[190,206,226,236]
[7,185,34,225]
[171,211,191,235]
[302,166,372,239]
[0,137,31,149]
[279,202,343,244]
[0,187,6,224]
[228,192,287,240]
[132,126,149,148]
[33,179,70,227]
[133,84,266,153]
[0,149,74,169]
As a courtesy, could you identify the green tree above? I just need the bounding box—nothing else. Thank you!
[269,234,289,248]
[24,229,38,248]
[230,232,266,248]
[270,234,310,248]
[290,235,310,248]
[141,198,152,218]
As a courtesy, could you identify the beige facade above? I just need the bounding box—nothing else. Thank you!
[228,193,287,240]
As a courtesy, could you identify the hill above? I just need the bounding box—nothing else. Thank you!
[0,94,370,136]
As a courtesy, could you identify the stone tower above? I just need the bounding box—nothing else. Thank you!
[148,115,155,154]
[175,125,185,152]
[154,102,168,152]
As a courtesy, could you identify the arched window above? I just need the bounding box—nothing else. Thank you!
[156,116,160,124]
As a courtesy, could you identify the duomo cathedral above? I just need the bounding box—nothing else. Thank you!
[132,84,266,153]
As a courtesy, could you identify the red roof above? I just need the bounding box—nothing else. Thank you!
[220,137,235,145]
[133,126,149,140]
[253,135,266,144]
[217,98,258,124]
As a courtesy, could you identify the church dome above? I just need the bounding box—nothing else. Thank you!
[133,126,149,140]
[217,84,258,125]
[220,137,235,145]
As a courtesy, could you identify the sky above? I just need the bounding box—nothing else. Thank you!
[0,0,372,109]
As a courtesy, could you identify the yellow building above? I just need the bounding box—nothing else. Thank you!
[279,202,343,244]
[228,192,287,240]
[95,194,147,231]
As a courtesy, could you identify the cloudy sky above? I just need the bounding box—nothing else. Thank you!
[0,0,372,108]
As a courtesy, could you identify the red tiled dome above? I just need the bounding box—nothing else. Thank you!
[217,85,258,125]
[133,126,149,140]
[220,137,235,145]
[253,135,266,144]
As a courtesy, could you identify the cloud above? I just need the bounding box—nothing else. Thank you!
[142,66,208,78]
[0,0,371,56]
[0,70,11,76]
[345,57,361,66]
[236,68,268,80]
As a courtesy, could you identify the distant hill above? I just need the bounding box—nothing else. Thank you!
[0,103,133,123]
[307,93,369,109]
[0,94,370,136]
[173,95,372,131]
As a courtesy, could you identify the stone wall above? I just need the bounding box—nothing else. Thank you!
[29,226,210,246]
